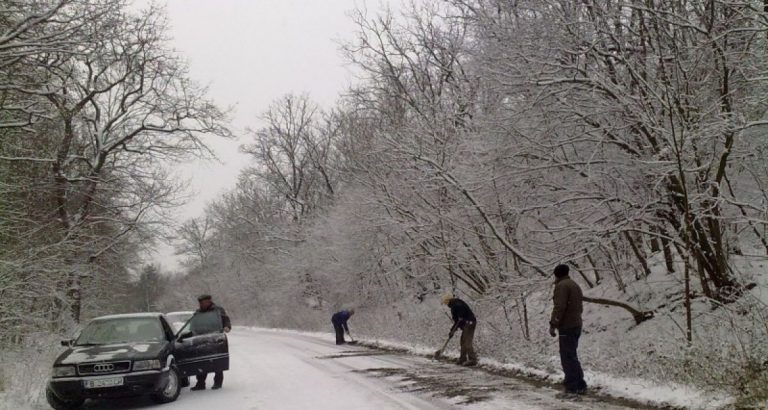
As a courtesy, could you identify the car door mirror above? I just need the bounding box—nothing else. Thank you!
[60,339,73,347]
[177,331,193,342]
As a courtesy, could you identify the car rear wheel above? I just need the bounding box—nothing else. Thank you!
[46,387,84,410]
[152,366,181,404]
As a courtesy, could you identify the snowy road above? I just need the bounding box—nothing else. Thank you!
[75,328,647,410]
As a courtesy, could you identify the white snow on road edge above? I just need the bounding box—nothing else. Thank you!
[247,327,734,410]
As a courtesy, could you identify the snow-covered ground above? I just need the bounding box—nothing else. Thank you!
[21,327,656,410]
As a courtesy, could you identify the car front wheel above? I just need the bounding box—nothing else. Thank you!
[152,366,181,404]
[46,387,84,410]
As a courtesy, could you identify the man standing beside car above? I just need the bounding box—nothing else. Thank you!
[191,294,231,390]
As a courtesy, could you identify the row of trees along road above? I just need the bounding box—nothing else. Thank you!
[169,1,768,371]
[0,0,230,344]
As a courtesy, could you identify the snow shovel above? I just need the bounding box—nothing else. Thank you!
[433,332,455,359]
[346,330,358,345]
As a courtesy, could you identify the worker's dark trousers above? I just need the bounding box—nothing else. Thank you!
[196,371,223,387]
[332,322,345,345]
[459,321,478,363]
[558,326,586,392]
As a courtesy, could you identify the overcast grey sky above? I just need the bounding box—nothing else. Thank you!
[140,0,398,271]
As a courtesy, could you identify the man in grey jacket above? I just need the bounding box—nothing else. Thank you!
[549,264,587,395]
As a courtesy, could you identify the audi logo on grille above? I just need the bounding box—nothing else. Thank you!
[93,363,114,372]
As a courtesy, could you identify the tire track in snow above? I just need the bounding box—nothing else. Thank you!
[261,330,454,409]
[255,329,641,410]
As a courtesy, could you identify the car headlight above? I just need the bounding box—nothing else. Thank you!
[133,359,162,371]
[52,366,76,378]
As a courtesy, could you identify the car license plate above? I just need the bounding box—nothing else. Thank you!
[84,376,124,389]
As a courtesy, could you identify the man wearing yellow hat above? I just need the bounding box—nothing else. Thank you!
[441,294,478,366]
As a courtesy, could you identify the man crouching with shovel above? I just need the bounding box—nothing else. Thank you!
[436,294,478,366]
[331,308,355,345]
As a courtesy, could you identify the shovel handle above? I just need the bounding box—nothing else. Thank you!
[435,333,452,355]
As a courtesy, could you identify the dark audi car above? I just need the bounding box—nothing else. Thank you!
[46,312,229,409]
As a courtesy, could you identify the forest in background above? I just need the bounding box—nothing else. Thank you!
[162,1,768,405]
[2,0,768,407]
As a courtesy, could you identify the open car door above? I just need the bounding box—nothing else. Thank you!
[174,310,229,377]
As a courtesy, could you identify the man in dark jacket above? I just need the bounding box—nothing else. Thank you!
[331,309,355,345]
[549,264,587,395]
[442,294,478,366]
[191,294,231,391]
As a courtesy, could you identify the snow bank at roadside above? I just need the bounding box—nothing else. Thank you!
[0,393,29,410]
[358,336,734,410]
[249,326,734,409]
[0,332,63,410]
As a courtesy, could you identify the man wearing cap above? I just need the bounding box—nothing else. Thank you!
[191,294,231,390]
[549,264,587,395]
[441,294,478,366]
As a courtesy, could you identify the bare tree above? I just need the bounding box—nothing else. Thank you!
[0,0,231,331]
[241,94,337,223]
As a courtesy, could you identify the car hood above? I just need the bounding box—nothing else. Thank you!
[55,341,168,365]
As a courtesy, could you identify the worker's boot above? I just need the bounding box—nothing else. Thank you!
[463,352,478,366]
[211,372,223,389]
[191,382,205,391]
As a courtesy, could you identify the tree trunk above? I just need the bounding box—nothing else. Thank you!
[585,253,601,285]
[582,296,654,325]
[649,226,661,253]
[67,272,82,324]
[570,260,594,288]
[684,256,693,344]
[624,231,652,278]
[660,232,675,274]
[520,293,530,340]
[696,255,713,299]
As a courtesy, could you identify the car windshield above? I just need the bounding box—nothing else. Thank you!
[182,310,223,336]
[76,317,165,345]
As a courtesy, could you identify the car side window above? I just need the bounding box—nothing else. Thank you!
[188,310,223,335]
